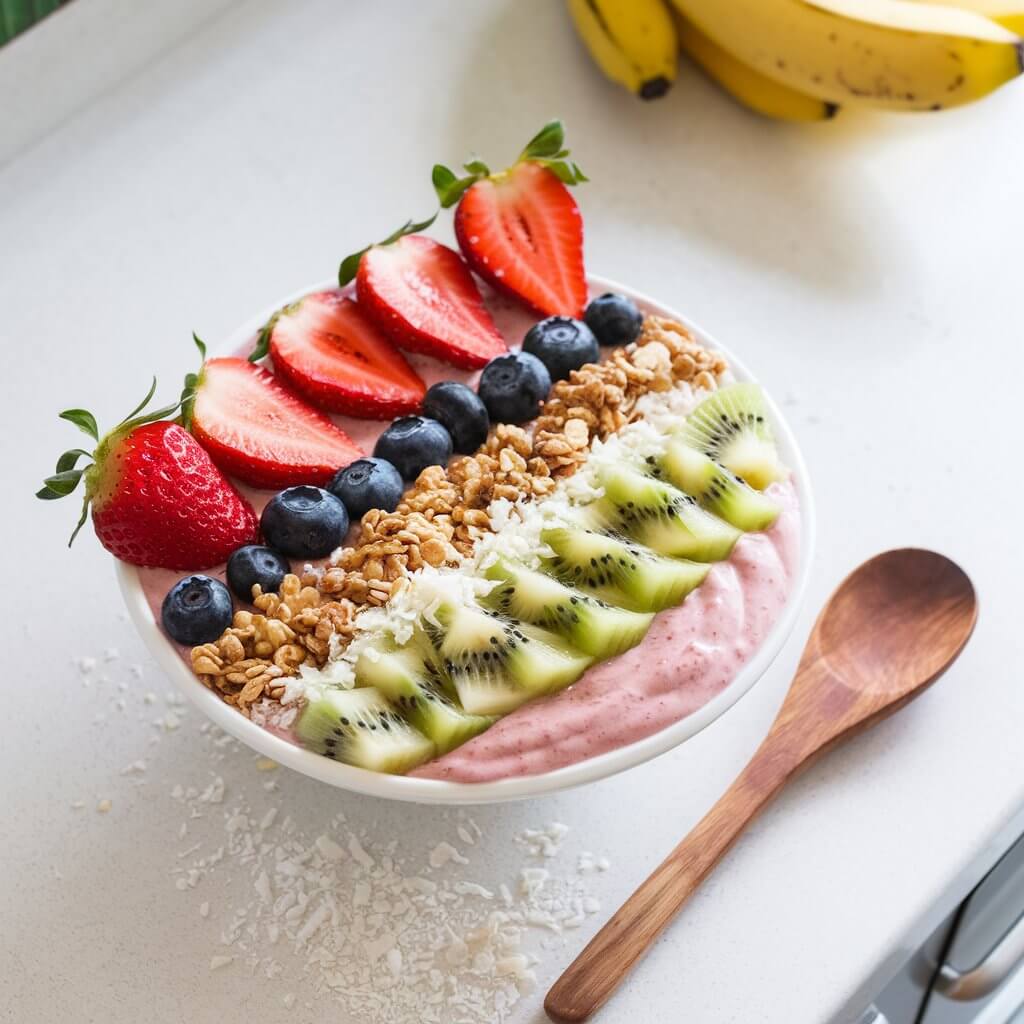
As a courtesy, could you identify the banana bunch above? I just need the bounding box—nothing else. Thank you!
[566,0,1024,121]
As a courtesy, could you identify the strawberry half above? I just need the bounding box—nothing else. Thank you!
[434,120,588,319]
[455,162,586,319]
[355,235,507,370]
[255,291,426,419]
[341,226,507,370]
[37,384,258,570]
[189,357,363,488]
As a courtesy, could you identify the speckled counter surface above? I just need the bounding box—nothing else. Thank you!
[3,2,1023,1022]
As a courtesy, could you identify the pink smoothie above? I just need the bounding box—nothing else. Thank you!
[410,478,801,783]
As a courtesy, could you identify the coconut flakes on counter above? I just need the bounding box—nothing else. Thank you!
[64,650,616,1023]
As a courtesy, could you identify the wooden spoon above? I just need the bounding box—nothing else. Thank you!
[545,548,977,1024]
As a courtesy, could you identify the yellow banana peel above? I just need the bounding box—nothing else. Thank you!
[670,0,1023,110]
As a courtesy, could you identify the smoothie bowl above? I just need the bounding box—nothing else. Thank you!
[43,122,813,803]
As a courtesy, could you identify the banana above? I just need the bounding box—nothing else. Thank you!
[669,0,1023,111]
[907,0,1024,34]
[566,0,678,99]
[673,11,838,122]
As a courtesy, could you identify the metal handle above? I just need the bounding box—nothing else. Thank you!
[935,912,1024,1001]
[854,1008,889,1024]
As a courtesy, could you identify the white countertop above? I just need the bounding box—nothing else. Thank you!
[3,2,1023,1022]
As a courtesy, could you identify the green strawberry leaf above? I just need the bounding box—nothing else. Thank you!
[55,448,92,473]
[39,467,85,498]
[58,408,99,441]
[463,158,490,177]
[521,120,566,161]
[249,301,298,364]
[433,164,485,209]
[179,372,199,430]
[516,121,586,186]
[432,163,457,192]
[338,246,370,288]
[249,319,274,364]
[116,378,158,427]
[338,211,440,286]
[534,159,589,186]
[122,397,185,432]
[178,332,209,430]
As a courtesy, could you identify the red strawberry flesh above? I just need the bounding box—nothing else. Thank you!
[356,235,507,370]
[191,358,362,488]
[269,292,426,418]
[90,421,258,570]
[455,162,586,320]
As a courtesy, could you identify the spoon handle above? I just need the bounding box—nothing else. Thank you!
[544,736,800,1024]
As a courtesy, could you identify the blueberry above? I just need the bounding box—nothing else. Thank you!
[584,293,643,348]
[226,545,291,602]
[374,416,453,481]
[477,352,551,424]
[329,457,404,519]
[522,316,600,382]
[161,575,233,646]
[260,486,349,559]
[421,382,490,454]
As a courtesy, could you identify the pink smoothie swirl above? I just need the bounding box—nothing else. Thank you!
[411,478,801,783]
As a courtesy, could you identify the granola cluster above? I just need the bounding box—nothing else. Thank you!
[189,316,727,714]
[189,575,358,713]
[637,315,727,389]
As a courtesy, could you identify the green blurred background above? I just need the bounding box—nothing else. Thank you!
[0,0,69,46]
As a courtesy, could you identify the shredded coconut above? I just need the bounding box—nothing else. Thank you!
[137,708,614,1024]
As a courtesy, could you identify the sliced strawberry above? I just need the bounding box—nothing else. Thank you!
[190,358,362,488]
[454,161,587,320]
[265,292,426,419]
[356,235,507,370]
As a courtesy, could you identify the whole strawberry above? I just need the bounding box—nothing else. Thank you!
[38,381,258,570]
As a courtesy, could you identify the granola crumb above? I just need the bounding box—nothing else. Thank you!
[96,799,112,814]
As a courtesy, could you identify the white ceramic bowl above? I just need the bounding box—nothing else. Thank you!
[118,276,816,805]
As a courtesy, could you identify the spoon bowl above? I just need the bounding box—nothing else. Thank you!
[813,548,977,698]
[545,548,978,1024]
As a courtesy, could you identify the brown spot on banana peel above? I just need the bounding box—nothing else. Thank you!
[834,68,963,106]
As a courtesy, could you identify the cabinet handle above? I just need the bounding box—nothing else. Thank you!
[935,912,1024,1001]
[855,1008,889,1024]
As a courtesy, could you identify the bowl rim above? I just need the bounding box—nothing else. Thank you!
[117,274,817,805]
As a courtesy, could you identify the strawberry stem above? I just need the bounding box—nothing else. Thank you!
[432,119,587,211]
[249,301,301,364]
[178,333,207,429]
[337,211,439,287]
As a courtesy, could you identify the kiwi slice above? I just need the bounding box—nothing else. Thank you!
[419,601,592,716]
[482,557,654,659]
[354,644,494,755]
[541,523,709,612]
[677,383,785,490]
[593,464,740,561]
[296,686,435,774]
[652,439,779,532]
